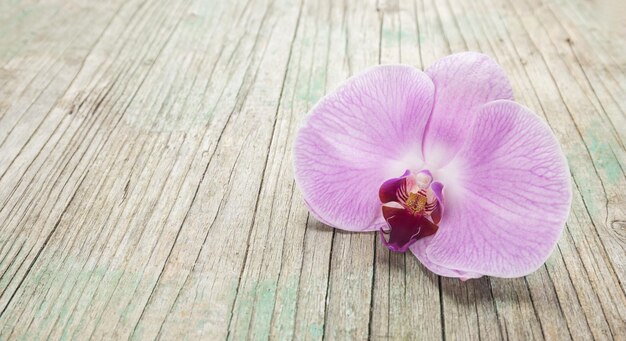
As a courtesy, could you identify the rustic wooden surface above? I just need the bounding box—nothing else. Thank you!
[0,0,624,339]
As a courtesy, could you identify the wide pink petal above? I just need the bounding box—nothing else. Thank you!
[415,100,571,278]
[411,238,483,280]
[423,52,514,167]
[294,65,435,231]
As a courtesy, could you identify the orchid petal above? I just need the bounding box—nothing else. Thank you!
[411,238,483,279]
[423,52,514,167]
[294,65,435,231]
[413,100,571,278]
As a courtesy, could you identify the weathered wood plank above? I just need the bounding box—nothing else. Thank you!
[370,1,443,340]
[0,0,623,339]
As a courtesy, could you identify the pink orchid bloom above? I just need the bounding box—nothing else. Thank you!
[293,52,572,279]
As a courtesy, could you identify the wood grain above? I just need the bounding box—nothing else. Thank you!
[0,0,624,339]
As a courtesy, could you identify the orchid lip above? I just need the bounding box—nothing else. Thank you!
[379,169,443,252]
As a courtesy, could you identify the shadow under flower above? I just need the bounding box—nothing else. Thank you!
[307,222,535,309]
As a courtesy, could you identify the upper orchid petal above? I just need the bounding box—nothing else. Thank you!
[412,100,571,278]
[294,65,435,231]
[422,52,514,167]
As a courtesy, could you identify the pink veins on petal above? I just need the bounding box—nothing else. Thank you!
[379,170,442,252]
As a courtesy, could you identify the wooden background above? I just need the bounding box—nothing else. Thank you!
[0,0,624,339]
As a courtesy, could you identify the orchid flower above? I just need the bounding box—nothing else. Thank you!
[293,52,571,279]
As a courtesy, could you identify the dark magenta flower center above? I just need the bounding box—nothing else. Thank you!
[379,170,444,252]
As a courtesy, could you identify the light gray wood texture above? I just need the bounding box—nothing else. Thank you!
[0,0,624,339]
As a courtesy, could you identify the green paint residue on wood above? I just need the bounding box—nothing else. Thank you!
[309,71,326,101]
[586,130,622,185]
[272,277,299,338]
[250,280,278,339]
[381,28,416,48]
[564,148,597,214]
[382,28,398,48]
[10,257,149,340]
[243,276,302,339]
[563,123,623,218]
[231,285,255,340]
[308,323,324,340]
[296,70,326,105]
[1,4,64,59]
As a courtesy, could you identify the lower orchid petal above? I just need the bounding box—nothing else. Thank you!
[294,65,435,231]
[419,100,571,278]
[422,52,514,168]
[410,239,483,279]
